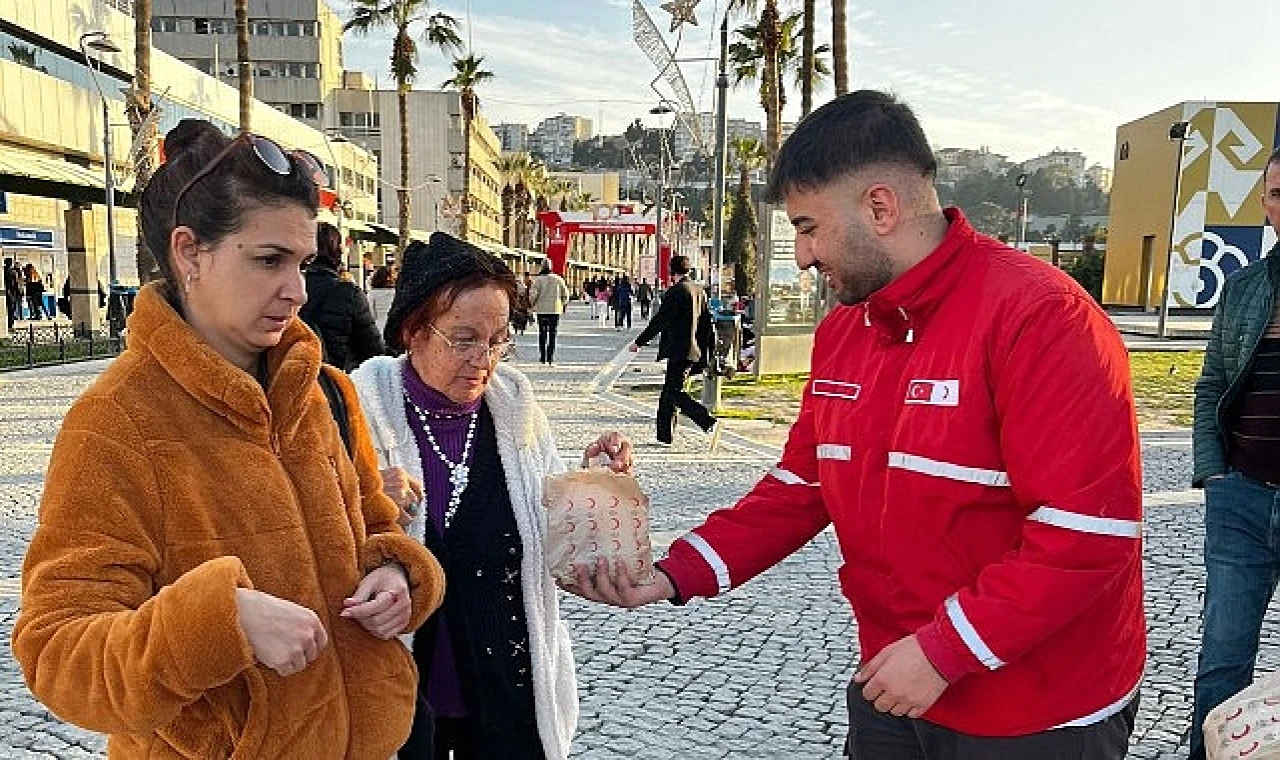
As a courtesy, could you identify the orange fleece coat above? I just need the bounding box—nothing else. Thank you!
[12,283,445,759]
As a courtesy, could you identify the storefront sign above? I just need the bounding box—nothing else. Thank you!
[0,226,55,249]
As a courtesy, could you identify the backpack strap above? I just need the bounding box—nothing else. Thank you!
[317,365,353,460]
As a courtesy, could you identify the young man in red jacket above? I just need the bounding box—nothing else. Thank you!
[568,90,1146,759]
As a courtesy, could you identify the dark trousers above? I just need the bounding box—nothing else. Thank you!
[846,682,1137,759]
[657,357,715,443]
[1190,471,1280,759]
[536,314,560,364]
[5,293,16,329]
[26,292,43,320]
[639,300,651,319]
[614,305,632,329]
[399,700,544,760]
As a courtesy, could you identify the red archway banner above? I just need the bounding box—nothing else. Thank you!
[537,209,657,277]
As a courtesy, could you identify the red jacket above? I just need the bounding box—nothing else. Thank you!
[658,209,1145,736]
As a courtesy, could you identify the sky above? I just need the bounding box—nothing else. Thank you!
[336,0,1280,169]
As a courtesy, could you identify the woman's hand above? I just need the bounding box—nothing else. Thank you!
[235,589,329,677]
[582,432,633,474]
[381,467,423,527]
[341,563,412,639]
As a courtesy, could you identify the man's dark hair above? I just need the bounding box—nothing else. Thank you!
[765,90,937,203]
[1268,147,1280,174]
[670,255,691,275]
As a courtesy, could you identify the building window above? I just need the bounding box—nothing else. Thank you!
[1119,142,1130,161]
[151,17,179,33]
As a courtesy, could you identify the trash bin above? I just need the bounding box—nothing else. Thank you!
[107,284,138,338]
[710,312,741,379]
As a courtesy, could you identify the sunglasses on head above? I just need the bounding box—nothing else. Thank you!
[169,132,328,232]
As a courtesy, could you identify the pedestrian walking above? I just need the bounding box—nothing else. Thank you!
[350,232,632,759]
[298,222,385,372]
[629,255,719,446]
[1188,147,1280,760]
[368,264,397,334]
[512,272,533,336]
[11,118,444,759]
[581,91,1145,760]
[613,275,634,330]
[595,283,611,327]
[584,278,599,318]
[636,278,653,320]
[528,263,569,364]
[3,257,22,329]
[22,262,45,320]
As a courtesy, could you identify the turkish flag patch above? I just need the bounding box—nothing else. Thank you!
[905,379,959,407]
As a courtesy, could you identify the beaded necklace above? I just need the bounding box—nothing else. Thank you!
[405,391,478,529]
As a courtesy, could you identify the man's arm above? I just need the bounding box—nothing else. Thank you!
[1192,292,1230,486]
[913,292,1143,684]
[656,384,830,601]
[634,283,681,347]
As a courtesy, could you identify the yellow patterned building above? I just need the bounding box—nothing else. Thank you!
[1104,101,1280,309]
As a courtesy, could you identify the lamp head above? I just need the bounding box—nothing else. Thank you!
[83,32,121,54]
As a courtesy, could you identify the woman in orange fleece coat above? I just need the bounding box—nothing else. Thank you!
[12,119,445,759]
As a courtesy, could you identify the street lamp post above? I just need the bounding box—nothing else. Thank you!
[1014,172,1029,250]
[1157,121,1191,339]
[425,174,444,231]
[79,31,122,287]
[650,103,674,284]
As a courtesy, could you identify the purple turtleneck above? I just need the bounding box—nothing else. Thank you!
[401,360,483,718]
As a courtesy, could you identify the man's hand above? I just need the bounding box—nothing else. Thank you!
[340,563,412,639]
[629,343,640,353]
[854,634,948,718]
[235,589,329,677]
[581,432,634,473]
[560,557,672,609]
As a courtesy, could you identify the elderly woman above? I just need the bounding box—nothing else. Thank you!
[12,119,444,759]
[351,233,631,760]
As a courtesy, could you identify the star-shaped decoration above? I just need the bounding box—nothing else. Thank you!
[660,0,700,34]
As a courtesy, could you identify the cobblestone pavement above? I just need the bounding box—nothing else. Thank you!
[0,306,1262,758]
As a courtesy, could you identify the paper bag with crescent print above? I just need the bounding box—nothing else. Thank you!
[543,469,656,586]
[1205,670,1280,759]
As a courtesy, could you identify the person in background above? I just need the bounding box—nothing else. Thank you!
[613,275,634,331]
[630,255,719,447]
[1188,147,1280,760]
[368,265,397,334]
[351,232,632,759]
[527,263,569,365]
[636,278,654,320]
[11,118,444,759]
[22,263,45,320]
[594,282,611,328]
[588,91,1145,759]
[4,258,22,329]
[299,221,385,372]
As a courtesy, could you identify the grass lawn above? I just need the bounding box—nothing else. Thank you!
[709,352,1205,431]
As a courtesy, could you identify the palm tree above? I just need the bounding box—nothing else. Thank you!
[730,10,831,162]
[832,0,848,95]
[345,1,462,258]
[441,54,494,242]
[235,0,252,133]
[496,152,534,247]
[801,0,816,117]
[726,137,767,296]
[129,0,159,283]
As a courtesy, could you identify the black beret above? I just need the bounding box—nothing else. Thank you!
[383,232,514,352]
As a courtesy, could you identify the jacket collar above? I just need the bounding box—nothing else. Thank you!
[859,207,977,344]
[125,282,323,439]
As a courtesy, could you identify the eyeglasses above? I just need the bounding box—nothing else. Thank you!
[428,324,514,363]
[169,132,328,232]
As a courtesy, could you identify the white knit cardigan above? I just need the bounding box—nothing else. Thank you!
[350,356,578,759]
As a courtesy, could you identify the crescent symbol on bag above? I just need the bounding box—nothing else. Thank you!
[1232,724,1253,740]
[1241,740,1261,756]
[586,498,597,509]
[611,497,620,508]
[613,539,623,551]
[611,517,621,529]
[1228,707,1245,720]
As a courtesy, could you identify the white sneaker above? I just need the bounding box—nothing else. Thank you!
[706,419,722,454]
